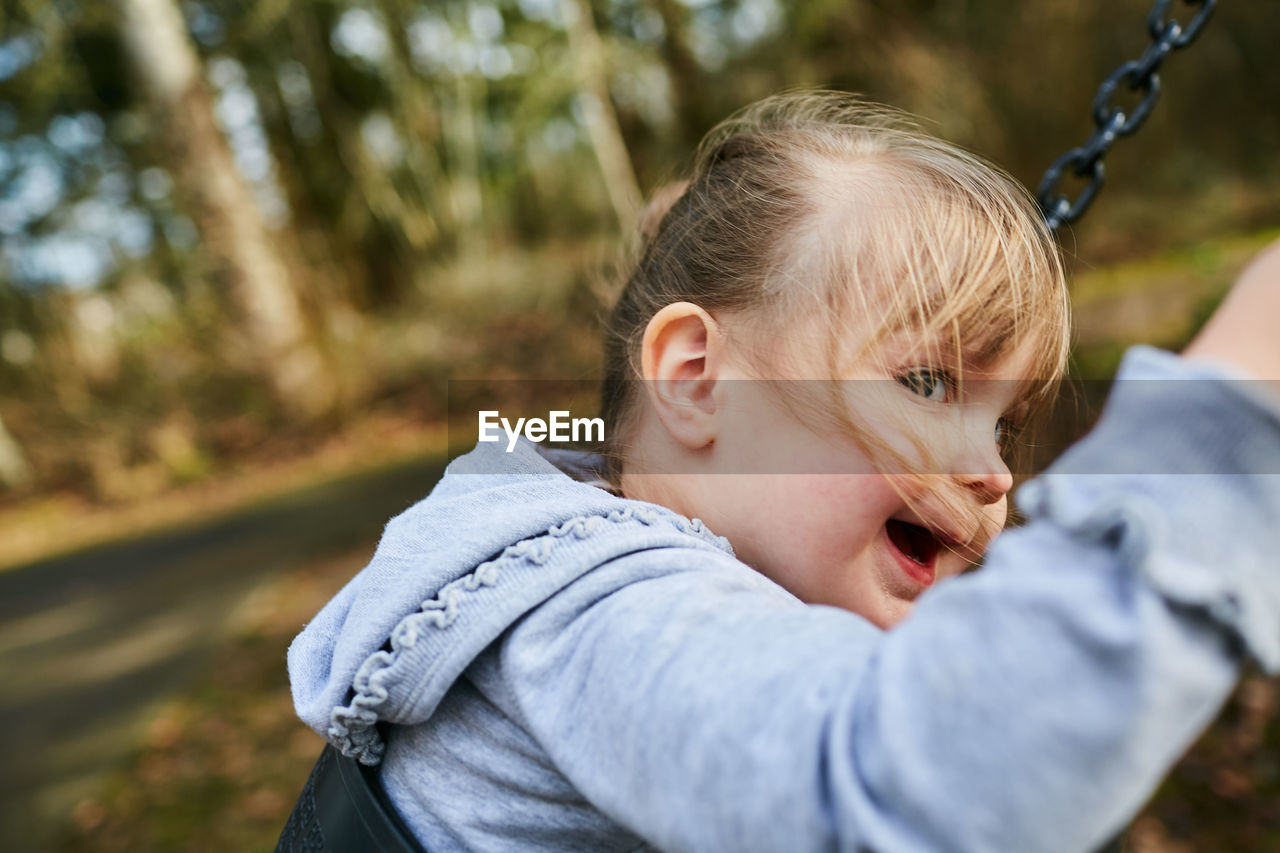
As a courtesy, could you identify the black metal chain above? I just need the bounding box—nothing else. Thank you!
[1037,0,1218,233]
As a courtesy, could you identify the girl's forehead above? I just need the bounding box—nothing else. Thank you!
[877,327,1033,373]
[833,324,1055,393]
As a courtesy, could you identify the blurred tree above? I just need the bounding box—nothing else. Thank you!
[115,0,334,417]
[561,0,641,231]
[272,0,430,306]
[0,412,32,488]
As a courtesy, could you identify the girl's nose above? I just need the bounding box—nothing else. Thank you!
[954,432,1014,506]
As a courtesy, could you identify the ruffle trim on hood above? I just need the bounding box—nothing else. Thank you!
[328,505,731,765]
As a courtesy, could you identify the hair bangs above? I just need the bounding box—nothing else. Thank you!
[813,149,1070,404]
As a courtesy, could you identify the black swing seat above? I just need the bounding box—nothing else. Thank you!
[275,744,429,853]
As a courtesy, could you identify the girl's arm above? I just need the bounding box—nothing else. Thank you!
[1185,238,1280,382]
[488,246,1280,852]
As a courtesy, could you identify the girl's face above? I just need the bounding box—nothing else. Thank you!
[701,331,1029,628]
[627,306,1035,630]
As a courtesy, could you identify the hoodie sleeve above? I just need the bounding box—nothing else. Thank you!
[489,345,1280,853]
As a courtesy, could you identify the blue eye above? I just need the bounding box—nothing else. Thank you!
[897,368,951,402]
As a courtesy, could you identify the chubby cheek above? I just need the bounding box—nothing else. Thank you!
[738,476,898,600]
[792,475,894,557]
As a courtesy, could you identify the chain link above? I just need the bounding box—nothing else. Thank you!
[1037,0,1217,233]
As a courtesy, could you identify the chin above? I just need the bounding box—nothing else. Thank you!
[863,597,916,630]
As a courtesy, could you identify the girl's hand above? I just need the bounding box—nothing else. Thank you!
[1184,239,1280,381]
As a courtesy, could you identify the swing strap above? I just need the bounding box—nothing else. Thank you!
[1038,0,1218,232]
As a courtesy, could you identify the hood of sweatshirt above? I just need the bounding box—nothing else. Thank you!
[287,437,733,765]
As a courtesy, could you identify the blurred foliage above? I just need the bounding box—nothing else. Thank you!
[1,0,1279,504]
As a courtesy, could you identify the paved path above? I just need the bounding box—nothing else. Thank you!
[0,454,447,849]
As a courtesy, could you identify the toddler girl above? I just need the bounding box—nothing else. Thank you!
[287,91,1280,852]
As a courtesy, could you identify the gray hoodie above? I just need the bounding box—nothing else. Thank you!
[289,346,1280,852]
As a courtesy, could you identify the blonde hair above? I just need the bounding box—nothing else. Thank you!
[601,90,1070,520]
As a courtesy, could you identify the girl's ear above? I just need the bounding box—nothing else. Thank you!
[640,302,724,450]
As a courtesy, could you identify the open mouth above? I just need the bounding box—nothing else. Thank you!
[885,519,941,569]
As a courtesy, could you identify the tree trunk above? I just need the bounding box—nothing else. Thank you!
[652,0,709,145]
[448,69,488,258]
[0,414,33,489]
[559,0,643,232]
[379,0,446,250]
[116,0,334,417]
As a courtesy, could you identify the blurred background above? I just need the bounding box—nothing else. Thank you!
[0,0,1277,849]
